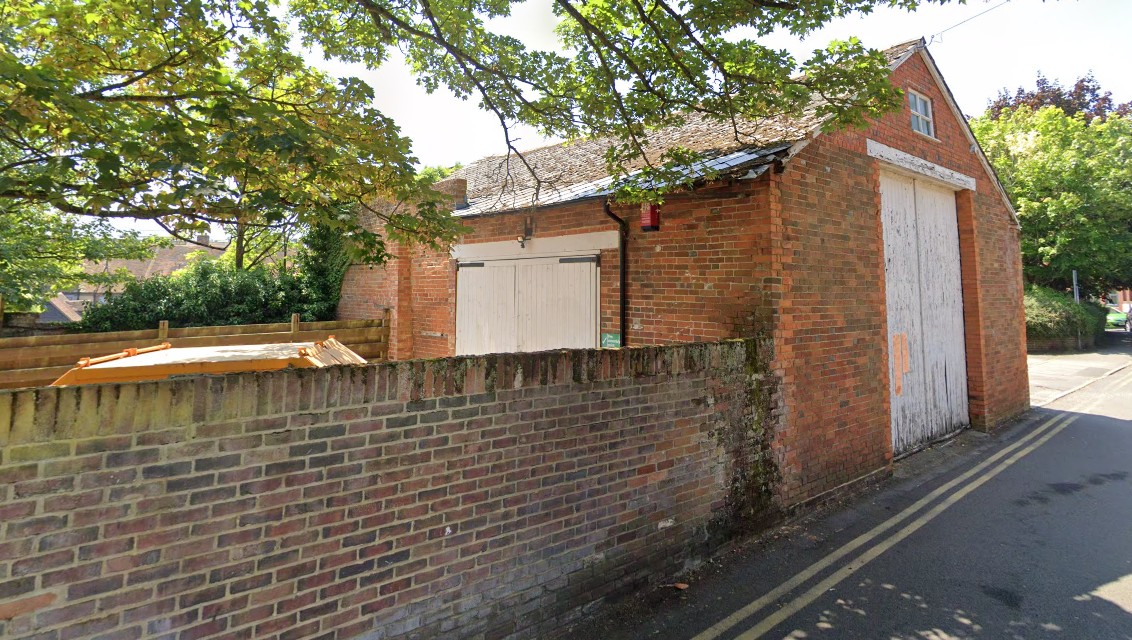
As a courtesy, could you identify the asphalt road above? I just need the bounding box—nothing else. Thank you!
[576,338,1132,640]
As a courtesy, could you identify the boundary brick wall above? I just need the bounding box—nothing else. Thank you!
[0,341,779,640]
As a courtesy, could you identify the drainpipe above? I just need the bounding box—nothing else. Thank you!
[603,200,628,347]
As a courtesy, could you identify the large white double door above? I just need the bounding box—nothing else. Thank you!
[880,171,970,455]
[455,256,599,356]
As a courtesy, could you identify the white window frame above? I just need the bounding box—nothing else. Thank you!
[908,90,935,138]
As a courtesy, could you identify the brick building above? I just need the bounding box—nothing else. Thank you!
[1114,289,1132,312]
[340,39,1030,504]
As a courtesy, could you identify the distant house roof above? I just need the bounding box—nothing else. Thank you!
[449,39,924,217]
[79,240,223,294]
[38,294,82,323]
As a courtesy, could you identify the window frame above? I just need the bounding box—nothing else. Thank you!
[908,90,936,138]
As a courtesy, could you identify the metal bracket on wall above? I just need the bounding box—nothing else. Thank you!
[559,256,599,265]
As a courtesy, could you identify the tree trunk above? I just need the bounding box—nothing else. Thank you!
[234,221,247,270]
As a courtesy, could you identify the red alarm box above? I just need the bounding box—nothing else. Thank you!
[640,203,660,232]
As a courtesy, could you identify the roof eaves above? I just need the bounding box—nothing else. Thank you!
[455,144,791,217]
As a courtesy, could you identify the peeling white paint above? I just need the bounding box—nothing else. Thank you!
[880,172,970,455]
[868,140,977,191]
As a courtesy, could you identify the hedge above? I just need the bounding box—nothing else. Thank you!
[1024,284,1107,345]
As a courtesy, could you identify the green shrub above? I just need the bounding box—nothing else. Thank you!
[1081,300,1109,336]
[76,224,354,333]
[295,224,352,321]
[77,260,304,332]
[1023,284,1107,340]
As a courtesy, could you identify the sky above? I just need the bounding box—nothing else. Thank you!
[307,0,1132,170]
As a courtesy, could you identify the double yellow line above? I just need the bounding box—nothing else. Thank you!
[692,411,1078,640]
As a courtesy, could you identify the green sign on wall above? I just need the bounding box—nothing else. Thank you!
[600,333,621,348]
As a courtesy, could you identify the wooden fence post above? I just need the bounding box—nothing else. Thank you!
[158,320,169,341]
[291,313,301,341]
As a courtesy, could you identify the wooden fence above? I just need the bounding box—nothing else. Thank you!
[0,313,390,390]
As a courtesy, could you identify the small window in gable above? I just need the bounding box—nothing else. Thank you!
[909,90,934,137]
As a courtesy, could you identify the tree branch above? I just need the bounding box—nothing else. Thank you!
[153,219,221,249]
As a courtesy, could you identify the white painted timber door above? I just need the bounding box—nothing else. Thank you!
[455,260,518,355]
[880,172,969,455]
[455,256,598,356]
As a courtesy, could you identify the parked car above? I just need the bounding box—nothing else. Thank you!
[1107,307,1128,329]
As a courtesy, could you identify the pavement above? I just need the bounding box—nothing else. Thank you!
[569,328,1132,640]
[1027,329,1132,406]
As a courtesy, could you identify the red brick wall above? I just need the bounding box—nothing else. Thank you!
[337,265,392,324]
[617,181,774,344]
[405,248,456,359]
[771,133,892,504]
[338,238,414,360]
[0,342,778,640]
[338,243,454,361]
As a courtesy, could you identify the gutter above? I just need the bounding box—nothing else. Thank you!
[603,200,629,348]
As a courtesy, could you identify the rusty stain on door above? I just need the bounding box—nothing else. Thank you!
[892,333,911,396]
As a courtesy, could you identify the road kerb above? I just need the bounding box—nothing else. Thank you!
[1034,360,1132,407]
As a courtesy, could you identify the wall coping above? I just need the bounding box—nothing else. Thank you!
[0,340,756,451]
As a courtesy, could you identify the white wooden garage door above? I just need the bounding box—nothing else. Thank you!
[880,171,969,455]
[455,256,599,356]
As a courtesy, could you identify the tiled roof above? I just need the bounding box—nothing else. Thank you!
[38,294,82,323]
[450,39,924,216]
[455,143,791,217]
[79,241,223,294]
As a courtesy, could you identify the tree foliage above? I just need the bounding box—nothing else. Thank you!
[971,106,1132,296]
[296,224,353,320]
[219,214,301,271]
[417,164,463,186]
[0,205,166,309]
[3,0,953,252]
[987,73,1131,123]
[296,0,915,196]
[0,0,455,264]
